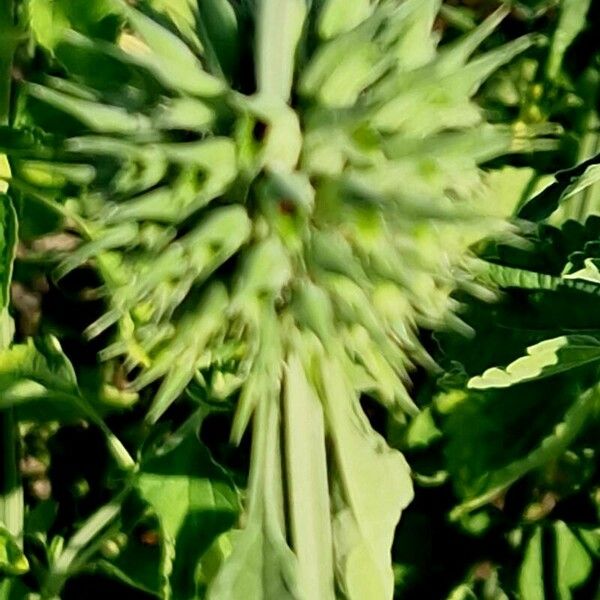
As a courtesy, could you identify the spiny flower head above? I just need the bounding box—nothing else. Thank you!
[4,1,546,597]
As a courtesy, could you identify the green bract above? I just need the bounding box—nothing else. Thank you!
[1,0,548,597]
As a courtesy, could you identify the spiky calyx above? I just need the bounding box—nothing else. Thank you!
[4,1,545,597]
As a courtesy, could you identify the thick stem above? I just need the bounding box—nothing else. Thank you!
[0,410,23,545]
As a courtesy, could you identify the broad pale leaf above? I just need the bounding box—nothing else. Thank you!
[208,395,301,600]
[320,356,413,600]
[206,517,302,600]
[283,352,334,600]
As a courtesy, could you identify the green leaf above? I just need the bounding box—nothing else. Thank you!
[519,528,544,600]
[482,262,600,298]
[468,336,600,389]
[28,0,119,49]
[578,528,600,559]
[0,336,78,398]
[0,523,29,575]
[555,521,593,597]
[519,523,595,600]
[0,336,134,469]
[0,194,17,310]
[560,163,600,203]
[196,0,240,79]
[450,384,599,518]
[517,152,600,221]
[0,577,33,599]
[404,406,442,450]
[136,432,239,599]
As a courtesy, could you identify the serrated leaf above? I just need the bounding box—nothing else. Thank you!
[517,152,600,221]
[0,336,78,396]
[450,384,599,518]
[468,336,600,389]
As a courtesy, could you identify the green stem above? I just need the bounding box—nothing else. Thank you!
[42,487,131,599]
[58,392,136,471]
[575,73,600,221]
[0,0,15,126]
[0,410,23,545]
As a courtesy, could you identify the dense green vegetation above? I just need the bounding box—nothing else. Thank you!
[0,1,597,598]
